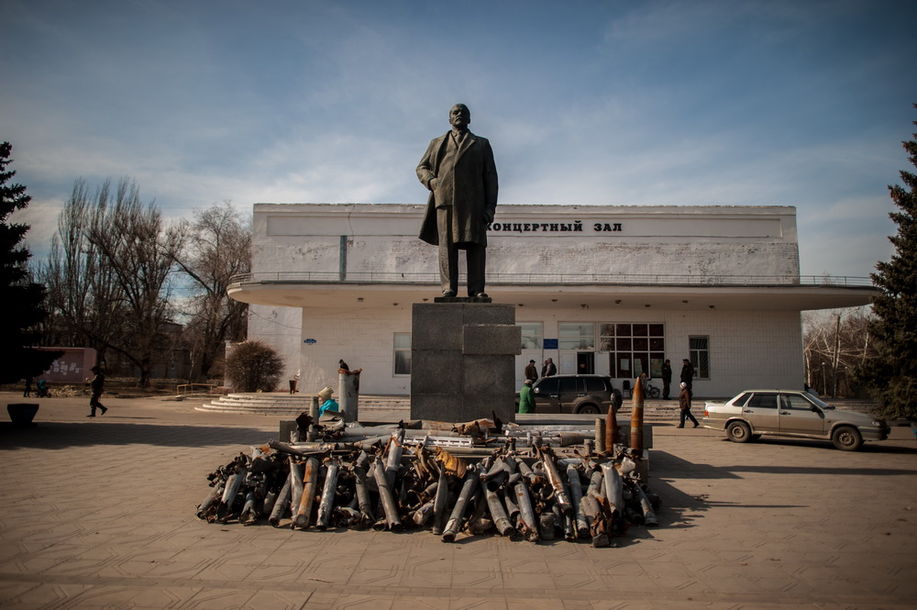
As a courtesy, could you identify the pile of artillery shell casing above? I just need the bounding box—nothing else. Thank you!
[196,407,660,546]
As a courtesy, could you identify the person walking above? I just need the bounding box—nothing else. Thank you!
[661,359,672,400]
[87,366,107,417]
[680,358,694,395]
[677,382,699,428]
[288,369,300,395]
[541,358,557,378]
[518,378,535,414]
[524,359,539,383]
[23,376,33,397]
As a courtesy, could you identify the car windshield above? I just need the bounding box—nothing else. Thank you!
[803,393,834,409]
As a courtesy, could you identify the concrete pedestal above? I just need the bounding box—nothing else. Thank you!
[410,302,521,423]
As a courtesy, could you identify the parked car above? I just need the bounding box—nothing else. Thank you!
[527,374,623,414]
[703,389,889,451]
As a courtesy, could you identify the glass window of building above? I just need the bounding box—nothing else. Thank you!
[601,323,666,378]
[689,335,710,379]
[518,322,544,349]
[558,322,594,350]
[393,332,411,375]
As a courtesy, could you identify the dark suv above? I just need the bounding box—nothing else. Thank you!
[530,374,623,414]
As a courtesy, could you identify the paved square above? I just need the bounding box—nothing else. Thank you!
[1,392,915,608]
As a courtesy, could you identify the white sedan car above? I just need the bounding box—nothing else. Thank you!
[703,389,889,451]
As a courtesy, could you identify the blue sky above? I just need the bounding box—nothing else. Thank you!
[2,0,915,277]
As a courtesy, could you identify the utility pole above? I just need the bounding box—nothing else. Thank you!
[832,313,841,398]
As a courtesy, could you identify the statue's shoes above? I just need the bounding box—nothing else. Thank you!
[442,290,456,297]
[473,292,489,299]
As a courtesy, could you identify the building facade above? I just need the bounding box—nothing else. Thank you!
[229,204,874,398]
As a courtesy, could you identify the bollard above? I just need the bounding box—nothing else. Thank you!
[310,396,320,422]
[339,369,361,423]
[594,418,606,454]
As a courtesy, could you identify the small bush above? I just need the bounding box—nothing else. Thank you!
[224,341,284,392]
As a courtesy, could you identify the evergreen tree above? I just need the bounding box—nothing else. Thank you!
[0,142,60,384]
[861,108,917,420]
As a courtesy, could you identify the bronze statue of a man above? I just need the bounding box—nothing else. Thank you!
[417,103,498,298]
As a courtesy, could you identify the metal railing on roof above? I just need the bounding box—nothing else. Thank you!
[230,271,874,288]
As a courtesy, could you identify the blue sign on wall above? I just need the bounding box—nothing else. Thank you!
[304,338,317,344]
[543,339,558,349]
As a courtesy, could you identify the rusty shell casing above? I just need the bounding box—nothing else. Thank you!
[442,468,479,542]
[600,462,624,514]
[373,456,402,531]
[432,468,449,536]
[606,405,618,455]
[566,464,588,539]
[484,486,514,537]
[292,457,319,530]
[630,376,645,452]
[269,475,292,527]
[635,483,659,527]
[316,460,340,529]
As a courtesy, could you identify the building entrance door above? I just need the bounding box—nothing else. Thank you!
[577,352,594,374]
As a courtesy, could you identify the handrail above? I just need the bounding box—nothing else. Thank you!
[229,271,874,288]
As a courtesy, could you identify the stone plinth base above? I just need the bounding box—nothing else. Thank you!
[410,303,520,423]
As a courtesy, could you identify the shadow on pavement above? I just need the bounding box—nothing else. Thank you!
[725,436,917,456]
[0,421,275,449]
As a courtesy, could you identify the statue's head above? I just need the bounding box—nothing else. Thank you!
[449,104,471,129]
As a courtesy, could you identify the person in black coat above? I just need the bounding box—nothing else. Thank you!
[680,358,694,395]
[661,359,672,400]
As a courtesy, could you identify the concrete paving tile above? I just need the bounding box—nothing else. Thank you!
[300,591,339,608]
[180,587,257,609]
[450,569,503,590]
[506,597,567,609]
[497,555,549,573]
[299,564,354,585]
[390,595,446,609]
[12,582,93,607]
[0,580,42,603]
[449,596,508,609]
[398,566,453,588]
[346,566,401,586]
[500,570,556,592]
[331,593,394,609]
[241,563,308,584]
[188,558,254,581]
[243,588,312,609]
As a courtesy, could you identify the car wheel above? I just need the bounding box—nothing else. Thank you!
[726,420,752,443]
[831,425,863,451]
[576,403,600,415]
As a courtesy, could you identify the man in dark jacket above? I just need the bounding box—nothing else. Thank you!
[87,366,107,417]
[524,359,538,383]
[680,358,694,395]
[417,104,498,298]
[661,359,672,400]
[677,382,699,428]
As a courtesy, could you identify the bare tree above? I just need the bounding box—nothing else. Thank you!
[43,178,181,386]
[43,180,127,359]
[803,307,876,397]
[173,202,250,380]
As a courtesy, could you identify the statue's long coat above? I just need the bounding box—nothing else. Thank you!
[416,130,498,247]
